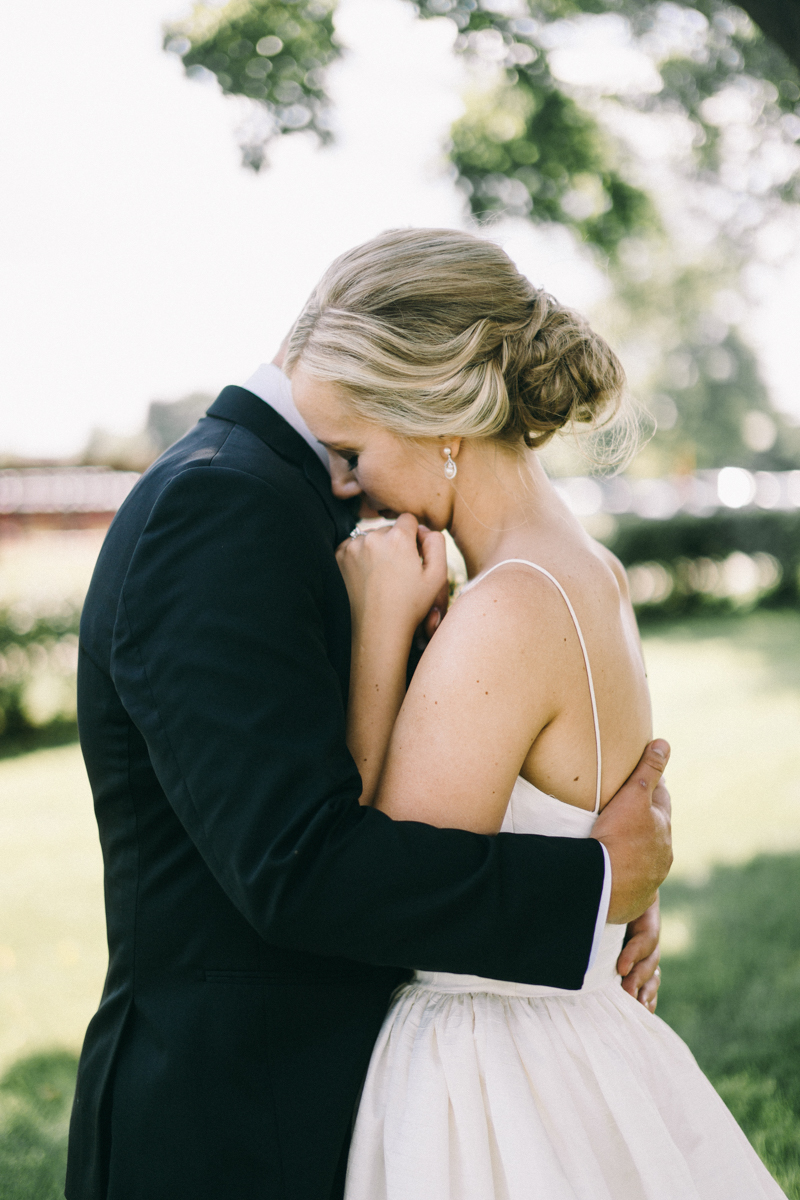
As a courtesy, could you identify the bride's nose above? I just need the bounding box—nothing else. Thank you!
[329,455,362,500]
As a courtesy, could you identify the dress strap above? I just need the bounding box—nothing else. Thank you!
[461,559,602,815]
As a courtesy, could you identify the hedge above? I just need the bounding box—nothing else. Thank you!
[606,509,800,619]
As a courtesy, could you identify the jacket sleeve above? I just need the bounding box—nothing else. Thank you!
[111,464,605,988]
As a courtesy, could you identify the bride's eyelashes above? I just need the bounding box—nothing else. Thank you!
[322,443,359,472]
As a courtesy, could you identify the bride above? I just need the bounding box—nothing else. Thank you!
[287,229,784,1199]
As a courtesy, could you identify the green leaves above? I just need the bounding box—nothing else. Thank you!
[163,1,799,255]
[416,2,656,255]
[164,0,655,253]
[164,0,341,169]
[450,77,655,257]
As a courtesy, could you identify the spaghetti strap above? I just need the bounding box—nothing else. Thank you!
[461,559,603,814]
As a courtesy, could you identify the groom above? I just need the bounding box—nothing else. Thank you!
[66,354,671,1200]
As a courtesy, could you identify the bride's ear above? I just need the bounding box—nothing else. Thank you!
[440,437,462,461]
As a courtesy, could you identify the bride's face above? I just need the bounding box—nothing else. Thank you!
[292,367,453,528]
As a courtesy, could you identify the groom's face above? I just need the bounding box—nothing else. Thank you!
[292,367,453,531]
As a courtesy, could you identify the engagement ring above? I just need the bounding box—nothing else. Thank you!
[349,528,366,539]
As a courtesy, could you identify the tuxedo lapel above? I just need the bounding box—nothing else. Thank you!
[206,386,358,543]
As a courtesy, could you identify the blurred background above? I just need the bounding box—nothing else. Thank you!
[2,0,800,1194]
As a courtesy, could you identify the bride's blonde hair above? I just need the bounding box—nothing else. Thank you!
[285,228,625,451]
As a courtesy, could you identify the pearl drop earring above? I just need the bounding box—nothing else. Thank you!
[443,447,458,480]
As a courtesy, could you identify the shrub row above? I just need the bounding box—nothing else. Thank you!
[606,509,800,620]
[0,604,80,748]
[1,508,798,744]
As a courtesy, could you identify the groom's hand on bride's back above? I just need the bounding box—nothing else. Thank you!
[592,740,672,926]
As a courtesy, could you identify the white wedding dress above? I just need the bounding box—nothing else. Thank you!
[344,560,785,1200]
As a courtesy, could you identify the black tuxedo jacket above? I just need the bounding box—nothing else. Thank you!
[66,386,604,1200]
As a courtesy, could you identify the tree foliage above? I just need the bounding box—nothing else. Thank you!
[165,0,800,471]
[415,0,800,247]
[165,0,338,169]
[166,0,800,241]
[165,0,660,254]
[606,255,800,474]
[448,69,656,256]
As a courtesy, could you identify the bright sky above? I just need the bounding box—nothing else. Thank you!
[1,0,798,458]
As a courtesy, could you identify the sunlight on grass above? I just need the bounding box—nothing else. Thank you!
[644,611,800,880]
[0,746,105,1075]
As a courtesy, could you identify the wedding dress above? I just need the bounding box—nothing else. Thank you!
[344,560,785,1200]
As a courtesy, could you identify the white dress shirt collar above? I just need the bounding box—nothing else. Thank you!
[242,362,330,472]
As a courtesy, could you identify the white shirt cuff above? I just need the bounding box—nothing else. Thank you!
[587,842,612,970]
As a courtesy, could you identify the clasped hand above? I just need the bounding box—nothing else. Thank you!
[336,514,449,643]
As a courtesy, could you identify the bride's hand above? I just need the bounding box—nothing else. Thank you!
[336,514,448,641]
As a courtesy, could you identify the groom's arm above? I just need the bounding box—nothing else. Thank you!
[111,464,669,989]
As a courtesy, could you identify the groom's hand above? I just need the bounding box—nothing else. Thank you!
[591,739,672,926]
[618,897,661,1012]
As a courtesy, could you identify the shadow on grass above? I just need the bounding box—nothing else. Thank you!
[0,722,79,763]
[0,1050,78,1200]
[660,853,800,1197]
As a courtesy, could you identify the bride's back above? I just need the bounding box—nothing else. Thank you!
[455,500,652,817]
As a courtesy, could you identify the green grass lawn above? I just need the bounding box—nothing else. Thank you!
[0,1052,77,1200]
[643,610,800,885]
[1,608,799,1196]
[658,854,800,1197]
[0,746,105,1076]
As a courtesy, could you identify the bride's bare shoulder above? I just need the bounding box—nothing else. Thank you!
[455,560,562,611]
[442,541,630,649]
[440,559,579,652]
[590,540,631,598]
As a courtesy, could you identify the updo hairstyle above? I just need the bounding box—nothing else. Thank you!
[285,228,625,451]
